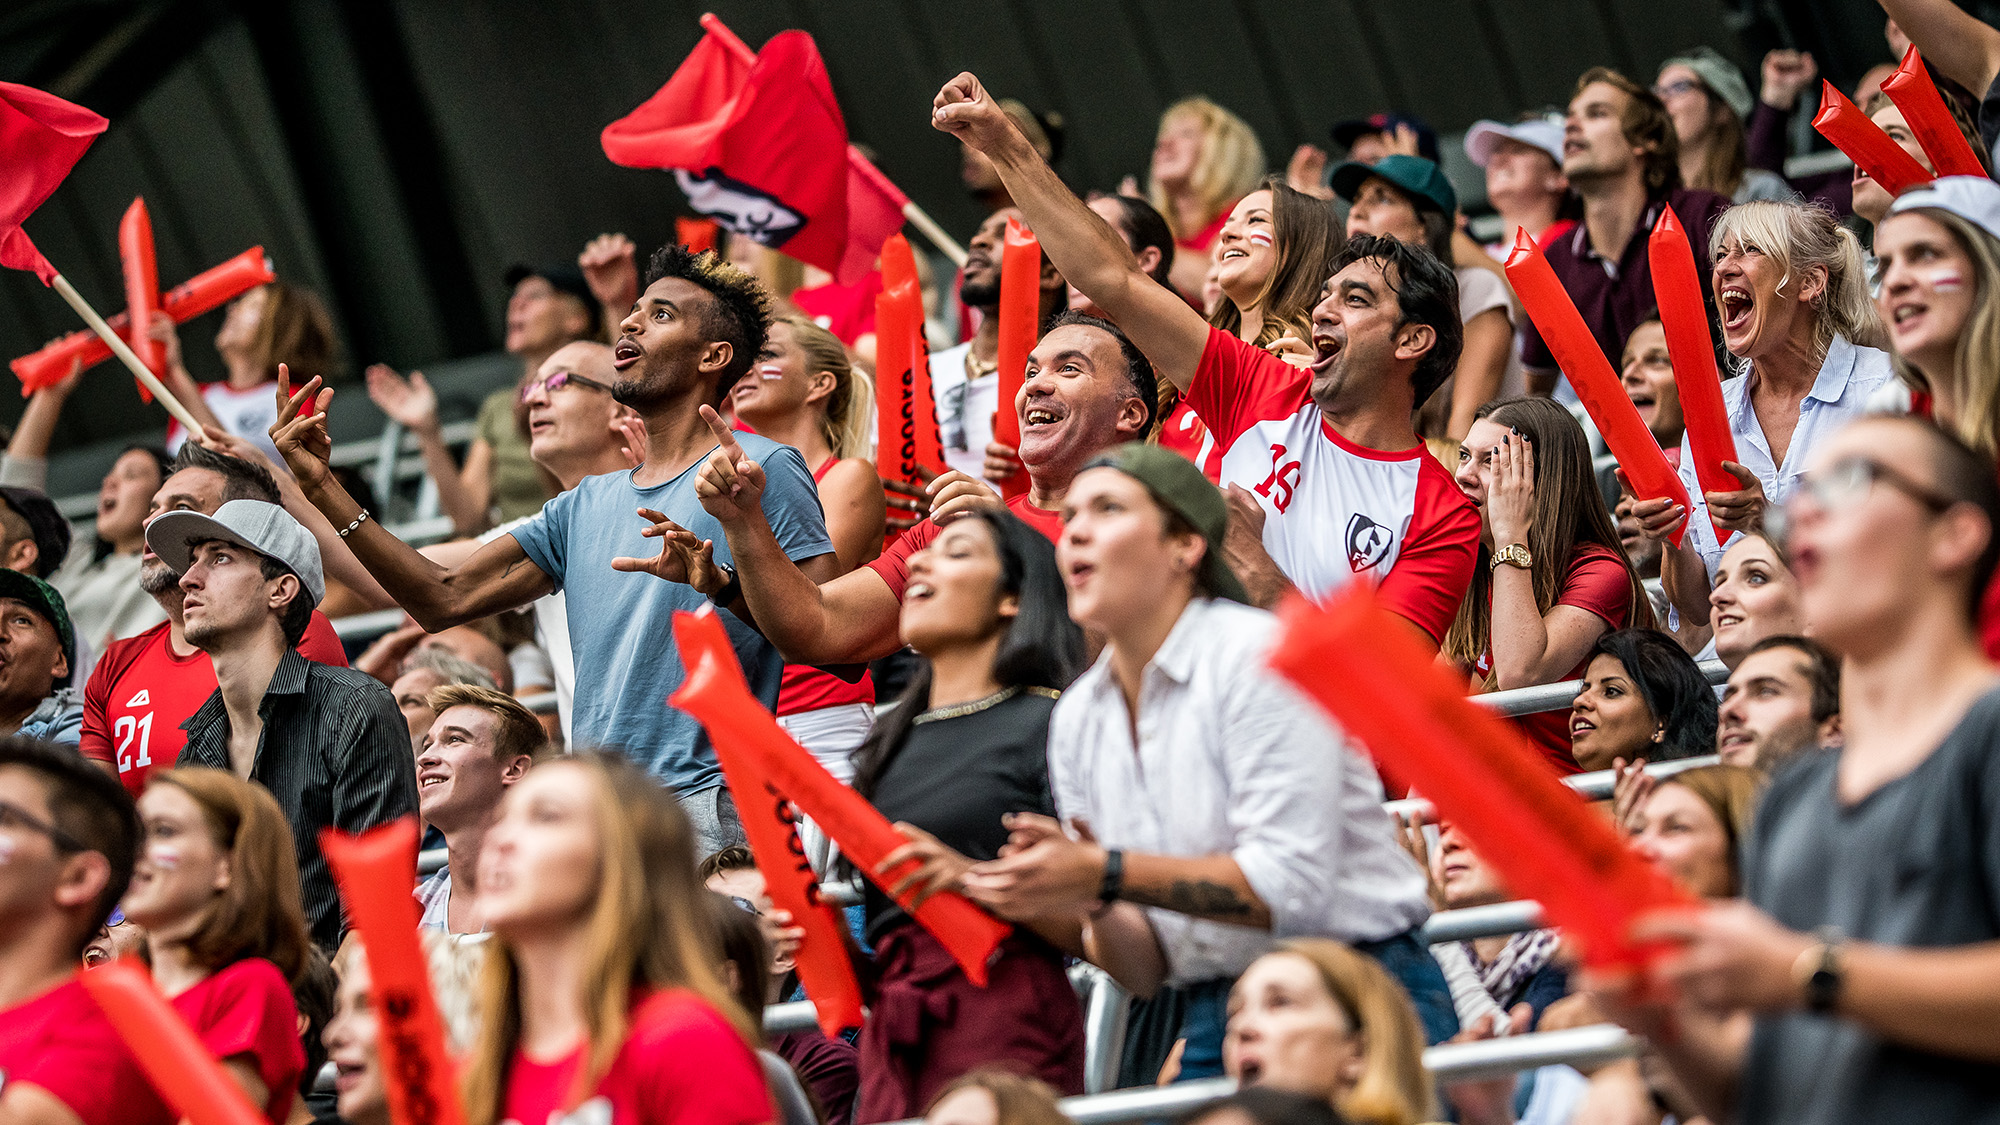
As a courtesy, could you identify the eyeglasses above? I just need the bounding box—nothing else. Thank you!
[0,797,87,853]
[1652,78,1702,101]
[1769,455,1958,551]
[519,370,615,403]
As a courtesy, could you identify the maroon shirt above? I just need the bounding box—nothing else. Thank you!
[1519,188,1733,372]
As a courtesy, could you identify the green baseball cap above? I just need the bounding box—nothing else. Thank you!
[1082,444,1251,605]
[0,569,75,687]
[1330,153,1459,217]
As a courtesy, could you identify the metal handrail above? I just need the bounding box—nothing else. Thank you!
[1474,659,1727,718]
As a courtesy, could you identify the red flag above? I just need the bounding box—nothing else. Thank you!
[603,28,894,284]
[0,82,108,284]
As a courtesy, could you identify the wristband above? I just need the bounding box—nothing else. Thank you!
[1098,848,1124,905]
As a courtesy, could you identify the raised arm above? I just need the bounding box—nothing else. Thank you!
[932,73,1212,390]
[269,366,552,629]
[1877,0,2000,96]
[364,364,488,536]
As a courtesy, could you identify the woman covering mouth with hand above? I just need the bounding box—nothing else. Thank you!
[1629,200,1891,635]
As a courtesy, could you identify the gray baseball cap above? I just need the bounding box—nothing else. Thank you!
[1661,47,1754,121]
[144,499,325,607]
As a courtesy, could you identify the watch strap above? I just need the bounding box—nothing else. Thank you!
[1099,848,1124,904]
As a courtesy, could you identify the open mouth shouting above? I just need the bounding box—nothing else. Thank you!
[1719,285,1755,336]
[612,337,643,371]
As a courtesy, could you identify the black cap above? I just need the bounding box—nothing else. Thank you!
[1330,112,1441,165]
[0,487,71,579]
[504,262,601,337]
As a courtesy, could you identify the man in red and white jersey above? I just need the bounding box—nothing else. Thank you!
[79,443,348,796]
[935,73,1480,646]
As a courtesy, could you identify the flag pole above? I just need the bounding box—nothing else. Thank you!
[48,272,204,433]
[698,12,967,268]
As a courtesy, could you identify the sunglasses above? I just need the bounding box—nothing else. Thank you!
[519,370,615,403]
[0,797,87,853]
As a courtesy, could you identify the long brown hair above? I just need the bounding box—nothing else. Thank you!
[248,282,338,386]
[924,1069,1069,1125]
[461,754,754,1125]
[1684,90,1749,197]
[1210,176,1345,347]
[1444,398,1656,675]
[147,768,310,986]
[1278,940,1436,1125]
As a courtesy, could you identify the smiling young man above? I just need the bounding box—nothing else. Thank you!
[933,72,1479,646]
[275,246,835,856]
[413,684,541,935]
[1716,634,1841,770]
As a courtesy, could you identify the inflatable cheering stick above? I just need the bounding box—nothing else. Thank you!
[117,198,163,401]
[670,610,1011,984]
[1505,228,1691,544]
[1267,586,1697,970]
[81,960,266,1125]
[873,234,947,487]
[321,819,467,1125]
[991,217,1041,499]
[1882,47,1987,179]
[1647,207,1738,542]
[1813,79,1933,197]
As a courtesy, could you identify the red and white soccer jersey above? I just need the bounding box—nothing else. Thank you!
[1187,327,1479,641]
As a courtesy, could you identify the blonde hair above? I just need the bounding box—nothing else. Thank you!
[776,314,876,460]
[461,755,753,1125]
[1708,201,1888,366]
[1147,97,1267,241]
[1887,207,2000,457]
[1278,940,1437,1125]
[924,1069,1069,1125]
[148,768,311,987]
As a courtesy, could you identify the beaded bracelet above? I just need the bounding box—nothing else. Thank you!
[336,509,372,539]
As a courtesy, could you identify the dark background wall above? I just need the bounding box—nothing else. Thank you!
[0,0,1969,458]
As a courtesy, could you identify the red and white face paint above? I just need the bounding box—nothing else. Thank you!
[1875,210,1980,380]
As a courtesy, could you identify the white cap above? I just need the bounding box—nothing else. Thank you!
[146,499,325,607]
[1888,175,2000,243]
[1464,116,1565,169]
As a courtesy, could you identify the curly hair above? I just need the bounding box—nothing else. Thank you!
[643,244,774,393]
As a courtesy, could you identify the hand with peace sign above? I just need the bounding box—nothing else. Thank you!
[270,362,337,496]
[692,404,767,524]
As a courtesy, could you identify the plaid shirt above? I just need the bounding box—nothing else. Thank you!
[179,649,417,949]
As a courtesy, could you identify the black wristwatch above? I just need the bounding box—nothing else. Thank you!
[712,563,741,606]
[1098,848,1125,904]
[1795,926,1845,1014]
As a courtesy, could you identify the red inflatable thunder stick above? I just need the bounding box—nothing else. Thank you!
[1505,228,1692,545]
[1267,586,1697,970]
[1813,80,1934,198]
[1882,47,1988,179]
[990,217,1041,499]
[1647,207,1738,543]
[669,610,865,1033]
[117,198,163,402]
[11,245,275,394]
[669,610,1011,985]
[321,819,467,1125]
[873,233,947,487]
[80,960,266,1125]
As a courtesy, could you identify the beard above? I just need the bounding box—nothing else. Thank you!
[959,274,1000,309]
[140,560,183,599]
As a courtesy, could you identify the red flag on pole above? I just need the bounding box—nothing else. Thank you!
[0,82,108,285]
[602,26,899,284]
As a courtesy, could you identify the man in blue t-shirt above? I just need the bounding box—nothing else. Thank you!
[272,245,837,854]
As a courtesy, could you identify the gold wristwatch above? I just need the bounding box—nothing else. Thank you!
[1491,543,1533,571]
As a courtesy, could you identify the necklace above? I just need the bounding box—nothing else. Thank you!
[911,684,1059,724]
[964,348,998,382]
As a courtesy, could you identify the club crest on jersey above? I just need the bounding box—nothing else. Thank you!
[1346,513,1394,573]
[673,168,805,247]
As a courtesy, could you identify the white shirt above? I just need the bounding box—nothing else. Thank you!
[1047,598,1431,986]
[928,341,1000,480]
[165,382,286,470]
[1678,334,1895,575]
[484,516,573,742]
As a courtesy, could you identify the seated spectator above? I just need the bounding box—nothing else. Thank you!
[845,508,1088,1118]
[1520,68,1732,393]
[1707,531,1806,667]
[1335,154,1514,441]
[414,684,541,935]
[389,646,497,749]
[0,571,81,743]
[707,896,828,1125]
[79,443,351,796]
[1223,940,1436,1125]
[922,1070,1069,1125]
[1656,48,1795,203]
[1447,398,1655,772]
[1628,764,1766,897]
[323,940,389,1125]
[1718,635,1842,770]
[460,753,771,1125]
[1464,114,1575,255]
[1637,200,1891,627]
[121,768,310,1123]
[962,446,1446,1083]
[1143,96,1268,299]
[154,282,336,470]
[145,499,415,948]
[1421,823,1568,1031]
[1621,315,1685,452]
[0,737,173,1125]
[1569,628,1720,773]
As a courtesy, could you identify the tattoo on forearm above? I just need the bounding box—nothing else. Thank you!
[1127,879,1255,917]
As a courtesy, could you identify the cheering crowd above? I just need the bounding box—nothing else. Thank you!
[7,4,2000,1124]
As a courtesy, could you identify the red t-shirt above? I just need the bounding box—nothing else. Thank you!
[0,975,174,1125]
[499,989,771,1125]
[790,272,882,347]
[78,612,351,796]
[778,459,876,716]
[171,959,305,1125]
[1178,207,1233,253]
[1157,399,1216,479]
[1473,543,1635,774]
[1187,327,1480,641]
[864,494,1064,602]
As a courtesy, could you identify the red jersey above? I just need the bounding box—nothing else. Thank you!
[1178,207,1233,253]
[1157,399,1216,480]
[864,493,1063,602]
[171,959,305,1125]
[1473,543,1636,774]
[790,272,882,346]
[1188,327,1480,641]
[79,611,350,795]
[0,975,174,1125]
[499,989,771,1125]
[778,459,875,716]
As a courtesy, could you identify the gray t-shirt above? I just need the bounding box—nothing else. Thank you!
[1741,686,2000,1125]
[508,434,832,794]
